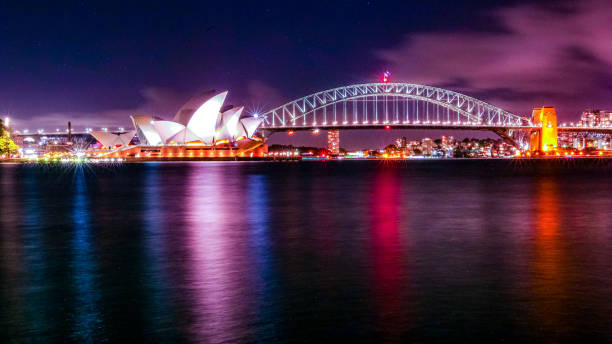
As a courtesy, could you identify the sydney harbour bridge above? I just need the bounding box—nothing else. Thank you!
[259,82,612,151]
[11,81,612,156]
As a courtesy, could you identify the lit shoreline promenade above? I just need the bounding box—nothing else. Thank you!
[4,82,612,161]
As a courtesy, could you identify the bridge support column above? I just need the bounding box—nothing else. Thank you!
[529,107,558,153]
[491,128,521,149]
[328,130,340,155]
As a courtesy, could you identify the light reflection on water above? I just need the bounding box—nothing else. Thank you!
[183,164,255,342]
[1,160,612,342]
[70,171,101,341]
[369,168,409,341]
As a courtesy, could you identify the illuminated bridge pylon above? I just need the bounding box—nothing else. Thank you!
[260,82,534,147]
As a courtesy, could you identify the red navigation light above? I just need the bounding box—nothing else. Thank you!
[385,125,391,130]
[382,70,391,83]
[288,130,294,136]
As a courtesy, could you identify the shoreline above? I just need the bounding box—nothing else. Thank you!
[2,156,612,164]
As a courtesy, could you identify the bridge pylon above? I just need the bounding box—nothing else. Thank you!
[529,107,558,152]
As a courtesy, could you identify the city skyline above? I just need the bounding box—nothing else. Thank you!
[3,0,612,150]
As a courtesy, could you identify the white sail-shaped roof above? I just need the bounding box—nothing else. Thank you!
[186,91,228,144]
[91,130,135,147]
[119,131,136,145]
[131,115,163,145]
[236,122,248,138]
[173,90,219,126]
[152,121,185,143]
[124,90,262,147]
[168,128,202,144]
[216,107,243,141]
[91,131,118,147]
[239,117,264,138]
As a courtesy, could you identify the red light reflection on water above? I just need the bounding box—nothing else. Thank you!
[369,169,409,339]
[531,178,568,335]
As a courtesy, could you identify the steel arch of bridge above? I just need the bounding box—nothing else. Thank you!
[261,83,532,130]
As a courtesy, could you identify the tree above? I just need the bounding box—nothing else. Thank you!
[0,121,19,156]
[384,144,397,154]
[453,146,469,158]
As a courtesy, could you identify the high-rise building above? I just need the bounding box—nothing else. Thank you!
[441,135,454,148]
[580,109,612,127]
[422,138,434,156]
[328,130,340,155]
[407,141,419,155]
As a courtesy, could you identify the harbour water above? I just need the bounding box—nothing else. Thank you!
[1,160,611,342]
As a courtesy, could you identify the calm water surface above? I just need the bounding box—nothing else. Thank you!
[1,160,611,342]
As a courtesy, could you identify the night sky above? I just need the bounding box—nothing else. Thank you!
[2,0,611,149]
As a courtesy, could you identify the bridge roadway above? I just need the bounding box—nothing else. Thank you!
[262,123,612,133]
[558,127,612,134]
[261,123,612,149]
[262,123,536,133]
[14,126,612,142]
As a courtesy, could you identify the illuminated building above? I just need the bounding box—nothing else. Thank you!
[530,107,558,152]
[130,91,263,146]
[441,135,454,147]
[422,138,434,156]
[328,130,340,155]
[407,141,420,154]
[93,90,265,159]
[397,136,407,149]
[580,109,612,127]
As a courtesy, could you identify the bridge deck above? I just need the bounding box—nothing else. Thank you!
[262,124,536,132]
[263,124,612,134]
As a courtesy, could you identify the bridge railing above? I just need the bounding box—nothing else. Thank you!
[261,83,531,129]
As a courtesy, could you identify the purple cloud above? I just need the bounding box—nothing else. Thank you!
[376,0,612,120]
[12,86,187,131]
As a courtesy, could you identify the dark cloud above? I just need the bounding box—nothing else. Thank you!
[377,0,612,119]
[4,0,611,149]
[12,86,186,131]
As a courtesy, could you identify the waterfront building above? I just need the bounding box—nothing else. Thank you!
[580,109,612,127]
[422,138,434,156]
[328,130,340,155]
[407,140,420,155]
[89,90,266,159]
[395,136,407,148]
[129,91,263,147]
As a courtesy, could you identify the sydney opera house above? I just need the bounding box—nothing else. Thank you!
[89,91,266,159]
